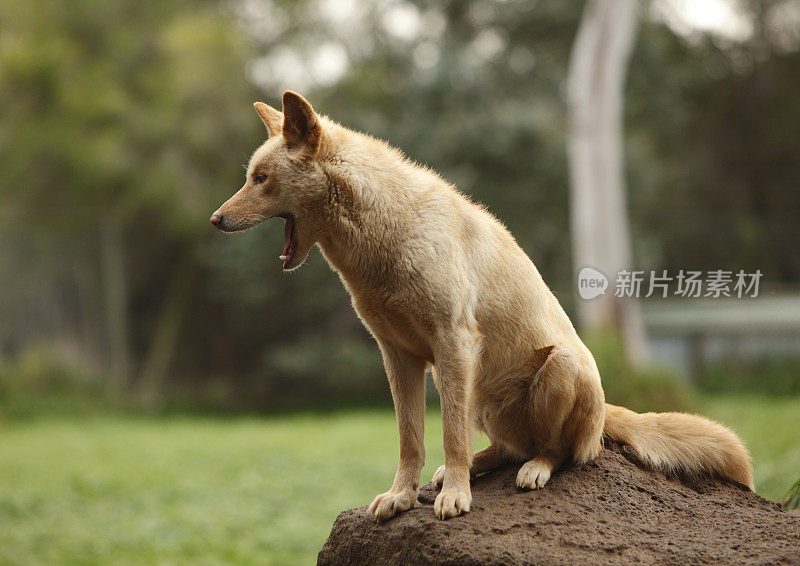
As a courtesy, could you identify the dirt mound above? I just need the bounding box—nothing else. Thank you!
[318,442,800,565]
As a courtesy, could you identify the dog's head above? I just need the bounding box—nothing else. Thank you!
[210,91,328,271]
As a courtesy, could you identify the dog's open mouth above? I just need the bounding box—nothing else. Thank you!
[278,214,296,270]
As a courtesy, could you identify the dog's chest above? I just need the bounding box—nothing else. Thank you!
[352,290,435,362]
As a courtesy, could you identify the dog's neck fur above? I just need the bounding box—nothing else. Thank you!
[313,122,431,284]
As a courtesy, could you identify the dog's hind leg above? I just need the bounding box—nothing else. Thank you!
[515,344,604,490]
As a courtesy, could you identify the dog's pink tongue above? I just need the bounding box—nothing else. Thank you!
[279,216,294,267]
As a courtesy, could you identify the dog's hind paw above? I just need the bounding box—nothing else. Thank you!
[516,458,552,490]
[431,465,446,486]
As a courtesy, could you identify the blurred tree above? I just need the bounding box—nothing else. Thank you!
[0,0,260,397]
[567,0,647,366]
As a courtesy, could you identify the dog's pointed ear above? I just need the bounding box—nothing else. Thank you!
[254,102,283,138]
[282,91,321,153]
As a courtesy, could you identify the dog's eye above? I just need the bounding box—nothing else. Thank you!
[254,173,268,184]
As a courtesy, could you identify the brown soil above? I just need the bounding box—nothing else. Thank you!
[318,442,800,565]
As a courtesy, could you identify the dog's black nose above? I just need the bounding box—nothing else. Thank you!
[210,213,223,228]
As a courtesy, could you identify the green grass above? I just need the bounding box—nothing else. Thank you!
[1,397,798,565]
[0,411,457,565]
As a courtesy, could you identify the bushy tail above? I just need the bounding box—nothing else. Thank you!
[603,403,754,489]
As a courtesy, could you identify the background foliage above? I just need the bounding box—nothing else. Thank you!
[3,0,798,410]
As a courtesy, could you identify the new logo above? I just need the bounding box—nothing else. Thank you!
[578,267,608,300]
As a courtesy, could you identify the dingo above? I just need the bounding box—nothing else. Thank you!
[211,92,753,521]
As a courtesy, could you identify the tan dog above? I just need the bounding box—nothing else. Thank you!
[211,92,753,521]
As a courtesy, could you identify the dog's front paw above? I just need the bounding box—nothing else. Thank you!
[431,465,446,486]
[368,488,418,522]
[433,486,471,520]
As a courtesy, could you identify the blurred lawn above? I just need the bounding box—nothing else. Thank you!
[1,397,798,565]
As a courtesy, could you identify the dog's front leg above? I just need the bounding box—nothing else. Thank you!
[432,336,475,519]
[368,342,427,522]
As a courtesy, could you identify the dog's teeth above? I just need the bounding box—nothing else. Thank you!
[279,255,289,261]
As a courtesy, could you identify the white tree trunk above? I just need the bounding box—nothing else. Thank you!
[567,0,648,365]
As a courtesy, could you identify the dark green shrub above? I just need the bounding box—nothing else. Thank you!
[698,357,800,397]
